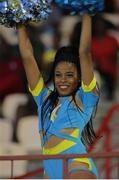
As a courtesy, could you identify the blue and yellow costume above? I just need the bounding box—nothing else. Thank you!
[29,76,99,179]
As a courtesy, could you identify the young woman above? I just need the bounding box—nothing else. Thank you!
[18,14,99,179]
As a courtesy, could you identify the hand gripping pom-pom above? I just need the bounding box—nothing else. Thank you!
[55,0,104,15]
[0,0,52,28]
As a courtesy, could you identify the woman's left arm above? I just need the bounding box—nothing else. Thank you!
[79,14,97,93]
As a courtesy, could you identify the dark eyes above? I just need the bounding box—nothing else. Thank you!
[67,74,73,77]
[55,73,61,77]
[55,73,74,77]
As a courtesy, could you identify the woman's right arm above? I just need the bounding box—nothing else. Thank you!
[17,26,42,91]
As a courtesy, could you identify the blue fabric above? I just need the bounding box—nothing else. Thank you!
[33,87,49,132]
[32,86,99,178]
[43,143,99,179]
[33,86,99,141]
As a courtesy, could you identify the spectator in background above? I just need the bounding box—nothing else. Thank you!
[26,24,45,70]
[92,15,119,101]
[12,94,37,142]
[112,0,119,13]
[0,34,26,102]
[39,24,61,83]
[0,23,45,102]
[70,20,101,87]
[103,0,119,44]
[70,21,81,48]
[105,0,119,13]
[105,0,115,13]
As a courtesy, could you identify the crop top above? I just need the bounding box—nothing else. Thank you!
[29,76,99,145]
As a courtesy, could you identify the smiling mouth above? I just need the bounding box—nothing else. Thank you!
[58,85,69,90]
[59,85,68,88]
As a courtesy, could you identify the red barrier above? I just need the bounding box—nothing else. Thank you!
[88,103,119,152]
[88,103,119,178]
[0,152,119,179]
[14,167,44,179]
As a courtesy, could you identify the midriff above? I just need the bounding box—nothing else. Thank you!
[43,128,76,149]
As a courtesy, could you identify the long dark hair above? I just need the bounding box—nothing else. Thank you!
[41,46,99,146]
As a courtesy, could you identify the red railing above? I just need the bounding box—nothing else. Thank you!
[87,103,119,178]
[88,103,119,152]
[0,152,119,179]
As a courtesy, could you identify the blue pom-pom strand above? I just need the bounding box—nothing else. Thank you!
[0,0,52,27]
[55,0,104,15]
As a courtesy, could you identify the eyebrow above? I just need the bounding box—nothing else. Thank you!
[55,71,74,73]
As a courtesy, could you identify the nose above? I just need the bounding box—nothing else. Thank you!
[61,75,67,82]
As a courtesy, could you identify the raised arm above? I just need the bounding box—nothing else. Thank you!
[79,14,95,88]
[17,26,42,90]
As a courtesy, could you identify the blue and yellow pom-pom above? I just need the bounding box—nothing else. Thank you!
[55,0,104,15]
[0,0,52,27]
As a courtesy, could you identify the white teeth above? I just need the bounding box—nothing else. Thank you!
[59,86,68,89]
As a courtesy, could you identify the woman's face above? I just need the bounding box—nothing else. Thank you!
[54,62,79,96]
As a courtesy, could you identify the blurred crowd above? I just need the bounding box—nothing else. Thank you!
[0,0,119,143]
